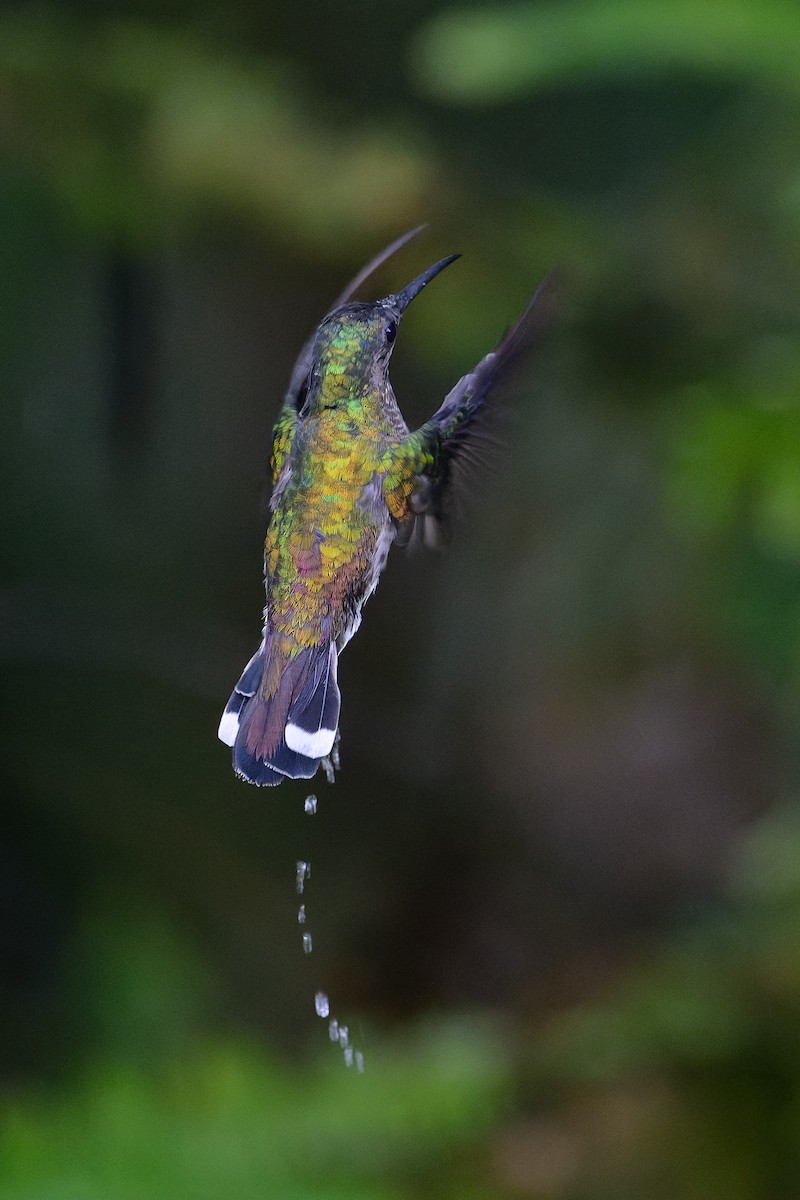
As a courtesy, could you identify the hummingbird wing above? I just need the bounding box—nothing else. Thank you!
[386,272,558,545]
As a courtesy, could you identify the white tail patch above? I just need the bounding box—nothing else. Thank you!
[217,708,240,747]
[283,642,340,760]
[285,723,337,759]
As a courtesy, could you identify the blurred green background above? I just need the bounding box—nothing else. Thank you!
[4,0,800,1195]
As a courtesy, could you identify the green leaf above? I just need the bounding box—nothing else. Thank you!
[412,0,800,103]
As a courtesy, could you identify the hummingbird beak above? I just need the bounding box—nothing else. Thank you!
[392,254,460,313]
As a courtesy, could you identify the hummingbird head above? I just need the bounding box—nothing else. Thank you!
[305,253,459,412]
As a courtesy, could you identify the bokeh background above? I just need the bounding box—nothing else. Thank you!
[4,0,800,1195]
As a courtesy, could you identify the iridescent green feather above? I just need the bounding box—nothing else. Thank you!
[269,404,298,483]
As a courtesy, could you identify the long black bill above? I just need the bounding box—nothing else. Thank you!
[392,253,460,313]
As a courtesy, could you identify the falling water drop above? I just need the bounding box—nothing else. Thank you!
[331,745,340,771]
[322,758,335,785]
[288,834,361,1072]
[304,794,318,815]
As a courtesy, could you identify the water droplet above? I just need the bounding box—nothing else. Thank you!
[338,1025,349,1049]
[304,794,318,814]
[302,932,313,954]
[314,991,330,1018]
[295,861,310,894]
[322,758,335,785]
[355,1050,365,1073]
[331,746,341,770]
[343,1046,354,1068]
[328,1019,339,1042]
[297,905,306,924]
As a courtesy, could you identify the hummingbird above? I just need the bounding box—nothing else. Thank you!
[219,229,550,786]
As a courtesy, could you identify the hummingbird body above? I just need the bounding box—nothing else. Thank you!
[219,232,548,785]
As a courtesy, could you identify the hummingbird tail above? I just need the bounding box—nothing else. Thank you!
[218,637,340,786]
[284,642,340,760]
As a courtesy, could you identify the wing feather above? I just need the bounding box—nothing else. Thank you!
[414,271,559,538]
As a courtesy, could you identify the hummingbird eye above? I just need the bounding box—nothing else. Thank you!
[384,322,396,344]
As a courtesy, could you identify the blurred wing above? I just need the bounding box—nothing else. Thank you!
[285,226,426,408]
[411,271,559,543]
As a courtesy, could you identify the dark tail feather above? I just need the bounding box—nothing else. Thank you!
[284,643,340,760]
[233,720,318,785]
[218,638,339,786]
[218,640,265,748]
